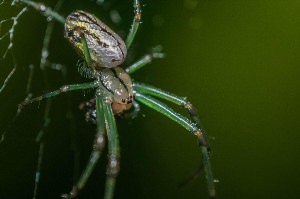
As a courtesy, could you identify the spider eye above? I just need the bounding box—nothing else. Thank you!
[64,10,127,70]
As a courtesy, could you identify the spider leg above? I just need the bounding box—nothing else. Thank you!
[133,82,211,151]
[125,0,141,48]
[134,92,216,198]
[25,83,97,198]
[21,82,97,106]
[81,34,94,72]
[61,94,106,198]
[125,46,165,74]
[102,95,120,199]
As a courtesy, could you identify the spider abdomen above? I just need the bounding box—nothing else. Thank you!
[65,10,127,70]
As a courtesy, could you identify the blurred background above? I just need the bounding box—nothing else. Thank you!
[0,0,300,199]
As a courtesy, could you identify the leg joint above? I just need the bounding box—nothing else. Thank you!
[60,85,69,92]
[93,134,105,151]
[134,1,141,22]
[106,155,120,177]
[194,130,211,154]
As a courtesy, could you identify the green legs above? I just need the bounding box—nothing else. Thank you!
[133,82,211,150]
[125,22,215,196]
[125,46,165,74]
[134,92,203,140]
[81,35,93,70]
[134,88,216,198]
[21,82,97,106]
[61,94,106,198]
[201,146,215,198]
[125,0,141,48]
[102,95,120,199]
[60,91,120,199]
[24,88,120,199]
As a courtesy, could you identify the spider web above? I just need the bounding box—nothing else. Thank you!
[0,0,63,142]
[0,1,78,198]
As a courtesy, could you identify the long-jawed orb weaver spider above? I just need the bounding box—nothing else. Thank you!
[12,0,216,198]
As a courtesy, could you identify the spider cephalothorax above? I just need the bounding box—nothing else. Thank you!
[98,67,134,114]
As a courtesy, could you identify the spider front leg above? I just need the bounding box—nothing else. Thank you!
[134,92,216,198]
[126,46,165,74]
[102,95,121,199]
[62,94,106,198]
[125,0,141,48]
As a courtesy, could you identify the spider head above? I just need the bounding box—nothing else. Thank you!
[99,67,134,114]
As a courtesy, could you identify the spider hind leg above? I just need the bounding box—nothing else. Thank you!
[62,94,106,198]
[134,90,216,198]
[102,95,121,199]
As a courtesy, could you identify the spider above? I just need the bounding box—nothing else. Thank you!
[14,0,216,198]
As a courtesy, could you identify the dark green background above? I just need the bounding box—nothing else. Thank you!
[0,0,299,199]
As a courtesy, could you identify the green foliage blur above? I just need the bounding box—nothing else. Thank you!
[0,0,299,199]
